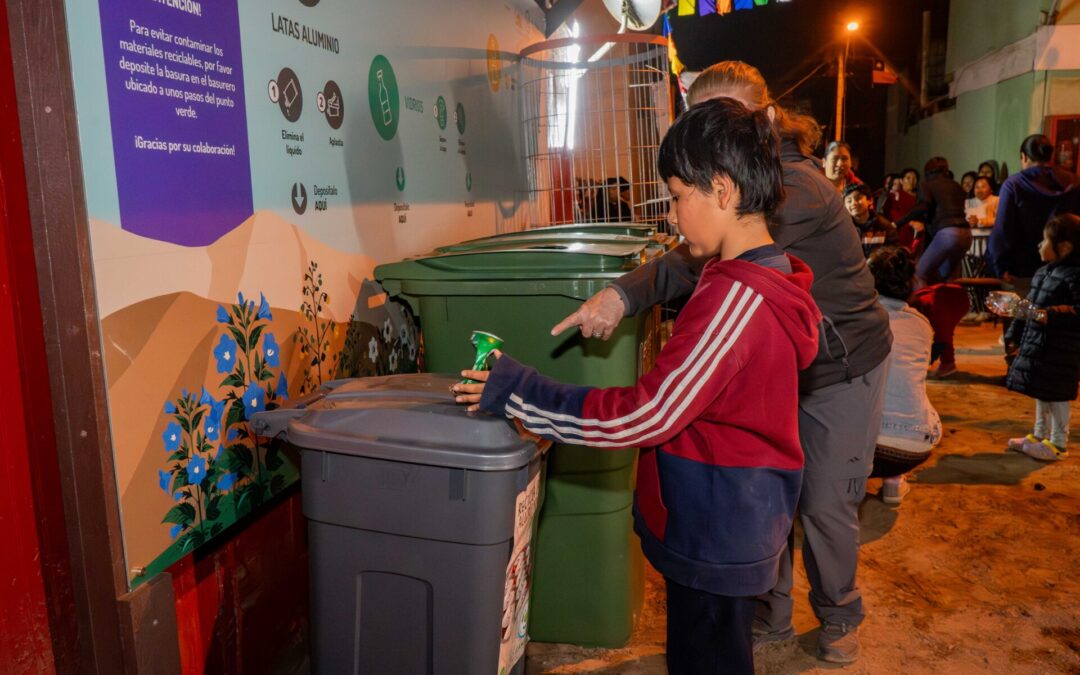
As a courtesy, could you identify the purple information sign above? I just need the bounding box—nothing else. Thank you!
[98,0,252,246]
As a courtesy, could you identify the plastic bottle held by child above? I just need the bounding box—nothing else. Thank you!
[986,291,1046,321]
[461,330,504,384]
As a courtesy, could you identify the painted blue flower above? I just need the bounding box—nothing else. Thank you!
[186,454,208,486]
[227,427,239,442]
[242,384,265,415]
[213,334,238,373]
[173,491,184,502]
[263,333,281,367]
[275,373,288,399]
[216,305,230,323]
[199,388,213,406]
[257,292,273,320]
[237,291,246,306]
[164,401,176,414]
[217,472,238,492]
[158,469,171,494]
[169,523,184,539]
[214,444,223,461]
[163,422,182,451]
[204,400,225,442]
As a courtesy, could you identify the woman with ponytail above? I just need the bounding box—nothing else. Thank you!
[549,60,891,665]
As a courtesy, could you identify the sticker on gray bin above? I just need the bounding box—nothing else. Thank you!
[499,469,541,674]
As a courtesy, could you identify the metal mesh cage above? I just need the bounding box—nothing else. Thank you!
[519,34,673,232]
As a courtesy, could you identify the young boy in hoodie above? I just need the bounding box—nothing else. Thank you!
[453,98,821,674]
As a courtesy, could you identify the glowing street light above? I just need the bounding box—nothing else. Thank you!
[835,20,861,140]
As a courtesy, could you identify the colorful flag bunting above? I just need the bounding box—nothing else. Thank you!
[718,0,733,13]
[678,0,695,16]
[754,0,769,5]
[734,0,753,9]
[699,0,716,15]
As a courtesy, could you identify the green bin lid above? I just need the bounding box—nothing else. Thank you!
[376,238,647,281]
[266,374,540,471]
[436,232,648,254]
[461,222,656,240]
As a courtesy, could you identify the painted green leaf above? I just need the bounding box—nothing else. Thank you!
[205,495,222,521]
[249,323,267,352]
[170,470,189,494]
[228,325,246,351]
[162,502,196,526]
[270,474,286,495]
[264,444,284,472]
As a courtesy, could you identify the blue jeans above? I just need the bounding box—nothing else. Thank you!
[916,227,973,285]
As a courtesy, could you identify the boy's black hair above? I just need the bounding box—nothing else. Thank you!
[902,167,919,181]
[961,171,977,184]
[1044,213,1080,259]
[658,97,784,219]
[1021,134,1054,163]
[842,182,873,201]
[867,246,915,300]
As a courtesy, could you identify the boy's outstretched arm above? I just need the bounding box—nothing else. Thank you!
[459,281,764,449]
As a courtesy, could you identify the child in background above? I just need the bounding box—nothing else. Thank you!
[453,98,821,674]
[1006,213,1080,461]
[965,176,999,228]
[866,247,942,504]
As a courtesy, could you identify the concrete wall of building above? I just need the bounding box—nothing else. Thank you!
[887,0,1080,178]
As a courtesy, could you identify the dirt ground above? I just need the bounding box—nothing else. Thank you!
[524,323,1080,674]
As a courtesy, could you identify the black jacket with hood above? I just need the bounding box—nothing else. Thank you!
[989,165,1080,278]
[1005,255,1080,402]
[610,138,892,393]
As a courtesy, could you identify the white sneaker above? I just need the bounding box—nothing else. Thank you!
[1020,439,1068,462]
[881,476,911,505]
[1008,434,1041,452]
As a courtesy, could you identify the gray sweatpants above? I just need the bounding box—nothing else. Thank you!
[755,359,888,630]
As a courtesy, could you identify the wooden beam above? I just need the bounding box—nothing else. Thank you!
[4,0,180,671]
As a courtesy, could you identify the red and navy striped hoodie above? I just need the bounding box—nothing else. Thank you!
[479,249,821,596]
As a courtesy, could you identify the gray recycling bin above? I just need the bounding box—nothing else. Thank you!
[252,374,547,675]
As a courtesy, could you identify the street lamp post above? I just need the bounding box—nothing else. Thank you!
[835,20,859,142]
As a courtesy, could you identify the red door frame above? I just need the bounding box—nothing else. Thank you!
[0,0,78,670]
[4,0,182,671]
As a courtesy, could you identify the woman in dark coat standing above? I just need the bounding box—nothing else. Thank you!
[1005,214,1080,461]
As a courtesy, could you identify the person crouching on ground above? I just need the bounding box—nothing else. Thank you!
[453,98,821,675]
[1006,213,1080,461]
[866,247,943,504]
[845,182,899,257]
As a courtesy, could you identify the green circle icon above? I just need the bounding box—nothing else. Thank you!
[368,55,400,141]
[435,96,447,131]
[455,102,466,135]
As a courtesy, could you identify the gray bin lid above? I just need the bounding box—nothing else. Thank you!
[277,374,539,471]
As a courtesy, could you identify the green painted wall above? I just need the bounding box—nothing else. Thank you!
[889,0,1079,177]
[891,73,1035,176]
[945,0,1052,72]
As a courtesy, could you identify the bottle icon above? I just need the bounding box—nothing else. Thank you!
[377,69,392,126]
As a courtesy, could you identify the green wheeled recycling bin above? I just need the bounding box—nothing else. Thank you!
[375,237,660,647]
[252,374,547,675]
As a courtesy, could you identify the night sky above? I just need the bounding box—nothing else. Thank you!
[668,0,950,185]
